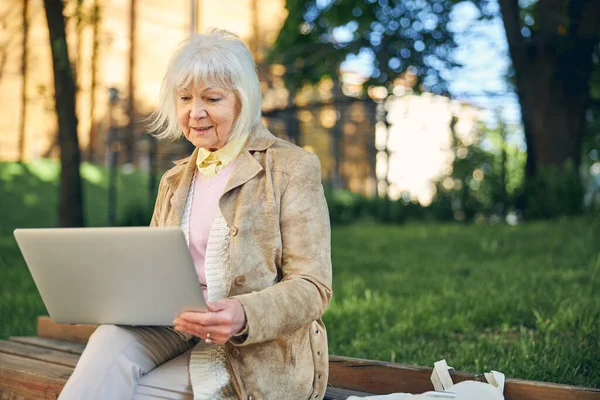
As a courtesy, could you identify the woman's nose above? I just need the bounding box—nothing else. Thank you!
[190,101,207,119]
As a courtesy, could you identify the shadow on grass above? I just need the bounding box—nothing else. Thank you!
[0,162,59,235]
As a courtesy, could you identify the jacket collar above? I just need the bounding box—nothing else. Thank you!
[165,123,278,224]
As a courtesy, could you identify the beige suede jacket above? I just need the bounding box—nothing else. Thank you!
[150,124,333,400]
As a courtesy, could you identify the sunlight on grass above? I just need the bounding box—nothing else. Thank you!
[80,163,107,185]
[26,159,60,182]
[0,161,153,234]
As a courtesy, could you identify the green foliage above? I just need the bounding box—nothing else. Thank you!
[324,189,433,225]
[271,0,496,92]
[432,119,527,221]
[118,203,154,227]
[523,162,584,219]
[1,215,599,387]
[269,0,348,90]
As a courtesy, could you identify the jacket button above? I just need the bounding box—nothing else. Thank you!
[232,348,241,358]
[231,226,239,236]
[235,275,246,285]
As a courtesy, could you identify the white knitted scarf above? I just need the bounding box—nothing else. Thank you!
[180,173,237,400]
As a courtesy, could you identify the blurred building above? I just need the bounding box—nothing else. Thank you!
[0,0,286,167]
[263,76,481,203]
[0,0,482,204]
[379,93,481,205]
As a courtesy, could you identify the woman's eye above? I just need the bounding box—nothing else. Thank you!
[207,98,221,103]
[179,96,191,101]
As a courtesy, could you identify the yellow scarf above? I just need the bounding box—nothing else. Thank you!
[195,136,247,178]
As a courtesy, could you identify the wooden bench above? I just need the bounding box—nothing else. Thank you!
[1,317,599,399]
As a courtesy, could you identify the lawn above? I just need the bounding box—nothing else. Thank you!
[0,160,154,234]
[1,161,599,389]
[326,218,599,388]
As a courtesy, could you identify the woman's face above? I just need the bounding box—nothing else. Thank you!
[176,82,239,150]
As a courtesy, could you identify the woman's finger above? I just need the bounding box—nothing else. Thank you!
[175,321,236,344]
[173,319,206,337]
[173,326,229,345]
[178,311,232,327]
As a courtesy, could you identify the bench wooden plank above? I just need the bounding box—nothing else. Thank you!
[10,336,86,355]
[0,352,72,399]
[329,355,600,400]
[37,316,97,344]
[502,379,600,400]
[0,339,80,368]
[329,355,447,394]
[0,340,368,400]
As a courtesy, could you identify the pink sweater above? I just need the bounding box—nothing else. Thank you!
[188,161,236,300]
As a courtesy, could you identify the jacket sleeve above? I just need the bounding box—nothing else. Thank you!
[231,152,333,345]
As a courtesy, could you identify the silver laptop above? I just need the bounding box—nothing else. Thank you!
[13,227,207,325]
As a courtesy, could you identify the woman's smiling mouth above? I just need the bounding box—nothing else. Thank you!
[191,126,213,133]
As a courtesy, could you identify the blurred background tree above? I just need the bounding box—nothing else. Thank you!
[273,0,600,218]
[43,0,84,227]
[432,112,526,222]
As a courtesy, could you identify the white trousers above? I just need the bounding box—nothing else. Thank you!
[59,325,197,400]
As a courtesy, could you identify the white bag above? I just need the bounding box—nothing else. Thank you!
[346,359,505,400]
[430,359,505,400]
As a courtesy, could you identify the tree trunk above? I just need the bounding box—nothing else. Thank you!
[88,0,100,162]
[501,0,600,172]
[518,42,595,173]
[44,0,85,227]
[124,0,137,165]
[498,0,600,215]
[18,0,29,162]
[330,79,344,191]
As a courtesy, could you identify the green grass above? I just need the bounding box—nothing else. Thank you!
[326,218,600,388]
[0,160,154,234]
[1,161,599,388]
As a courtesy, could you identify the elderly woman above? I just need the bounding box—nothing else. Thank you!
[58,30,332,400]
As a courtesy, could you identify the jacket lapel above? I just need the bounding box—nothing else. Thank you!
[219,124,278,227]
[164,124,278,228]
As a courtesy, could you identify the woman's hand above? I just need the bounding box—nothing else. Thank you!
[173,298,247,345]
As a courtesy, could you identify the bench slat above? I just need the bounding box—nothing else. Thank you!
[10,336,86,355]
[0,339,80,368]
[37,316,97,343]
[329,355,600,400]
[3,333,374,400]
[329,356,441,395]
[0,338,369,400]
[0,352,72,399]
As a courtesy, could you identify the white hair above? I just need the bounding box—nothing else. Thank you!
[148,29,262,142]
